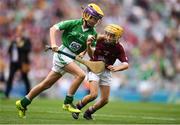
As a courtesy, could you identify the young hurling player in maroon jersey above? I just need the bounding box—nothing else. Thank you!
[72,24,129,120]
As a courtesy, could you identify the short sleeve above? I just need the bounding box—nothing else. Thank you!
[54,20,75,30]
[117,44,128,62]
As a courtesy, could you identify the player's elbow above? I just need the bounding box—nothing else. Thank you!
[101,97,109,105]
[50,25,58,33]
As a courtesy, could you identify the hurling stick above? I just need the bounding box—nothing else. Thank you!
[45,45,105,73]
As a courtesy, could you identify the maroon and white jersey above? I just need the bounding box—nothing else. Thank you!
[91,37,128,66]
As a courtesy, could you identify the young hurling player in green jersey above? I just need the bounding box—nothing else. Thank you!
[15,3,104,118]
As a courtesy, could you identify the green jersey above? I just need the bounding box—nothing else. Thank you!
[54,19,97,54]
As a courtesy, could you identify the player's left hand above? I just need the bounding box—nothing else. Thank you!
[78,51,86,58]
[107,65,118,72]
[87,35,95,46]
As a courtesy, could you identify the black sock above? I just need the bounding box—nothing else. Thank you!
[64,95,73,104]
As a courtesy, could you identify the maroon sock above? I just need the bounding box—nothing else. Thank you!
[85,106,96,115]
[76,100,84,110]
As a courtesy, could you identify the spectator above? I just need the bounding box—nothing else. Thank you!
[5,24,32,98]
[0,50,6,97]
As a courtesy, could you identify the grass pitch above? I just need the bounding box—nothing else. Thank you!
[0,98,180,124]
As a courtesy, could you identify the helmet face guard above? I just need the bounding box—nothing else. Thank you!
[83,3,104,21]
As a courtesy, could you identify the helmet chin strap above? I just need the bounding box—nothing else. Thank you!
[85,20,93,28]
[105,39,117,45]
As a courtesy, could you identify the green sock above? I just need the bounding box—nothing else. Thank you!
[64,95,73,104]
[21,97,31,108]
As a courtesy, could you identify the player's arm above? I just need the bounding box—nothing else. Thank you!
[50,20,76,52]
[107,62,129,72]
[86,35,96,59]
[78,50,87,58]
[50,25,59,52]
[86,34,105,58]
[107,44,129,72]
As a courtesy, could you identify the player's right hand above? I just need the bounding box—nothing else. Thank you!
[87,35,95,46]
[51,44,59,52]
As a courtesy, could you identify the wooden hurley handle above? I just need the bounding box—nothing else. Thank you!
[45,45,105,73]
[76,56,105,73]
[75,56,85,64]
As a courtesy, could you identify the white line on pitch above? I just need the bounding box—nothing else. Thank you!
[95,114,176,121]
[38,110,176,121]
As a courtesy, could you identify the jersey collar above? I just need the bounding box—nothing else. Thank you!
[81,25,89,32]
[81,18,90,32]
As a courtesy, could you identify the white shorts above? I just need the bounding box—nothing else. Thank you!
[88,69,112,86]
[52,45,76,75]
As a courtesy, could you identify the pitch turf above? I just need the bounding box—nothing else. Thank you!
[0,99,180,124]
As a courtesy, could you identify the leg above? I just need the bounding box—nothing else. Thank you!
[76,71,100,109]
[77,81,98,109]
[21,72,31,95]
[62,62,86,113]
[92,85,110,110]
[5,63,18,98]
[72,81,98,119]
[84,85,110,120]
[16,71,61,118]
[64,62,86,96]
[27,70,61,100]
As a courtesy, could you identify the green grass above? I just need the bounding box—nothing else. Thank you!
[0,98,180,124]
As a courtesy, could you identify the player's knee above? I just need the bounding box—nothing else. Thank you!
[90,93,98,100]
[101,98,109,105]
[77,72,86,80]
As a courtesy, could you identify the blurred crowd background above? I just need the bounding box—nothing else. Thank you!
[0,0,180,103]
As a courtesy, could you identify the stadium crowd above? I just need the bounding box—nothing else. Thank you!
[0,0,179,101]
